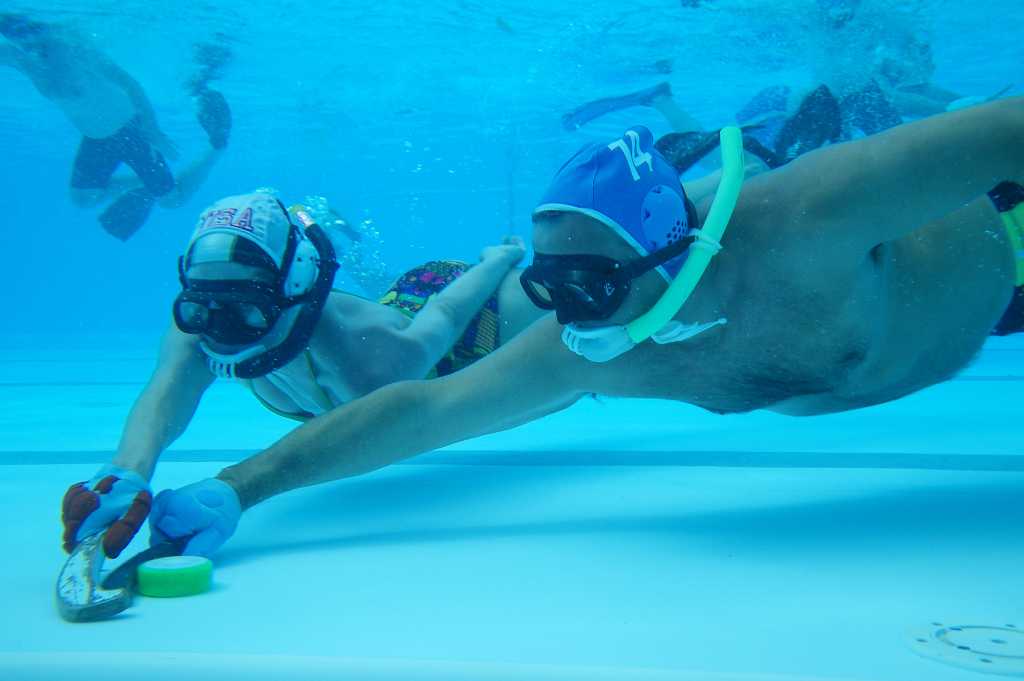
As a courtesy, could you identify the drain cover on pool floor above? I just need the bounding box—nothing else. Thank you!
[909,622,1024,677]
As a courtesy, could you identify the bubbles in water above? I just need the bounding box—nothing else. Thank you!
[300,195,395,297]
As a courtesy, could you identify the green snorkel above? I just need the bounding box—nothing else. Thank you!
[628,126,744,342]
[560,126,745,362]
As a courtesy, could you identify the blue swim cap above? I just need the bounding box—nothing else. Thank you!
[534,126,693,280]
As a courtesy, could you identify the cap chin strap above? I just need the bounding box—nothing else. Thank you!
[561,126,745,363]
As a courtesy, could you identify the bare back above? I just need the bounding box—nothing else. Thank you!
[612,163,1016,416]
[10,32,135,137]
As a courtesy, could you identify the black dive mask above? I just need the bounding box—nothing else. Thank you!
[520,235,694,324]
[172,223,339,378]
[173,276,287,346]
[172,222,302,346]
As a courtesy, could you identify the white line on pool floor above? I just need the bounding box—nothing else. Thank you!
[4,462,1022,680]
[2,338,1021,679]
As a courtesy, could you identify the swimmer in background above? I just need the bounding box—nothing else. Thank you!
[0,14,233,241]
[563,1,1008,147]
[562,79,839,207]
[809,0,1010,125]
[188,38,232,151]
[59,191,547,559]
[560,73,979,205]
[560,80,849,185]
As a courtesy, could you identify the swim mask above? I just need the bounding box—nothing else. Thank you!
[173,192,339,378]
[527,126,745,362]
[520,240,694,325]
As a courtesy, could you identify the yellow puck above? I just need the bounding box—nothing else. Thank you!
[136,556,213,598]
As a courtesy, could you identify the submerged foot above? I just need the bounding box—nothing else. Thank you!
[196,87,232,149]
[188,38,233,95]
[774,84,842,163]
[98,188,156,241]
[840,79,902,137]
[561,81,673,130]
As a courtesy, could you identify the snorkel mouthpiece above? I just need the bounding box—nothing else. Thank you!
[563,126,745,362]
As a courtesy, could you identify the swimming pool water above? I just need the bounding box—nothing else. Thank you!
[1,0,1022,678]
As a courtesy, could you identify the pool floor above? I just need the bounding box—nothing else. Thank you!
[1,337,1022,680]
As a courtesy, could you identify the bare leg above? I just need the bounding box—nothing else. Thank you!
[650,93,704,133]
[158,148,224,209]
[69,187,108,208]
[562,81,769,181]
[561,82,673,130]
[651,94,770,175]
[83,146,222,212]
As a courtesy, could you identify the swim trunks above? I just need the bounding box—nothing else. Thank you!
[989,181,1024,336]
[70,117,175,197]
[378,260,500,377]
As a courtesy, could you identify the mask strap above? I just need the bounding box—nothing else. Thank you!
[650,318,727,345]
[176,256,188,287]
[620,233,696,279]
[560,127,745,363]
[625,126,744,345]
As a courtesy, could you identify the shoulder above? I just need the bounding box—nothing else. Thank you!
[324,292,409,333]
[727,140,880,253]
[712,169,803,246]
[310,293,411,358]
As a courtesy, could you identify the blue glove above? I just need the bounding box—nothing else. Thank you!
[149,478,241,557]
[62,464,152,558]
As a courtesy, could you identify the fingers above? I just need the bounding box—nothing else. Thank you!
[62,475,121,551]
[94,474,118,494]
[149,495,211,555]
[150,488,203,541]
[183,528,225,558]
[61,470,152,555]
[147,480,241,557]
[502,235,525,248]
[61,482,98,553]
[102,490,152,559]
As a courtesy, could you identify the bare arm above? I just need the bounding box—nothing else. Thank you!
[112,327,215,480]
[396,240,524,377]
[650,94,704,133]
[217,316,592,509]
[766,96,1024,249]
